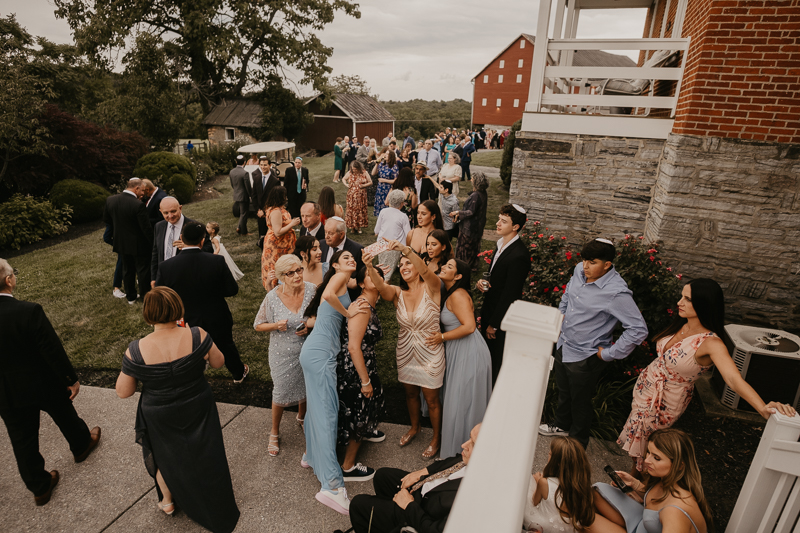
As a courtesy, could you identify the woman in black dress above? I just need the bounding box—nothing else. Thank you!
[116,287,240,533]
[451,171,489,270]
[337,265,385,480]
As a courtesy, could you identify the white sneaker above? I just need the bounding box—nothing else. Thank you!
[112,288,126,299]
[127,299,137,306]
[538,423,568,436]
[315,487,350,515]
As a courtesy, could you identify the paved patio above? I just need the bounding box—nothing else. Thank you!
[0,386,630,532]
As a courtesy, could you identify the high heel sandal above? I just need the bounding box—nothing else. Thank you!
[158,500,175,516]
[268,434,280,457]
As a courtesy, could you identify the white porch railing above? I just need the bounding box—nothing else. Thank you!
[445,300,562,532]
[726,412,800,533]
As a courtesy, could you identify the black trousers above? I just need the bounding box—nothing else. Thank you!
[120,253,151,302]
[207,325,246,380]
[236,200,250,234]
[256,216,267,237]
[552,347,604,448]
[460,162,471,181]
[0,396,91,496]
[483,327,506,386]
[351,467,416,533]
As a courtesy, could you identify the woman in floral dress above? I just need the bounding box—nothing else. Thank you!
[371,149,398,217]
[337,265,385,478]
[342,161,371,234]
[261,186,300,290]
[618,278,796,470]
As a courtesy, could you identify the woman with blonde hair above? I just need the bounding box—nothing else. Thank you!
[254,254,315,457]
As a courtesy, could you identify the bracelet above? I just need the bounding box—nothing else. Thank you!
[361,379,371,387]
[441,334,445,342]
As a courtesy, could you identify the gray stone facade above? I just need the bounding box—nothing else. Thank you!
[511,130,800,330]
[207,126,256,147]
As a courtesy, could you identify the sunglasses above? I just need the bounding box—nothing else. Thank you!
[284,267,304,278]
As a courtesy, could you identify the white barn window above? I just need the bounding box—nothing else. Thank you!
[499,60,505,68]
[518,59,524,68]
[514,99,520,107]
[520,39,525,48]
[496,99,502,107]
[516,74,523,83]
[483,75,488,83]
[498,75,503,83]
[482,98,487,106]
[225,128,236,140]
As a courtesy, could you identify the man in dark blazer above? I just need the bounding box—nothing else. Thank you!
[155,223,248,383]
[103,178,153,304]
[250,156,280,237]
[229,155,250,235]
[414,162,439,203]
[283,156,310,219]
[349,424,481,533]
[0,260,101,506]
[150,196,213,284]
[478,204,531,384]
[299,202,325,241]
[319,217,364,271]
[142,179,167,229]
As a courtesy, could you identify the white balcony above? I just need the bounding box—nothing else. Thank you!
[522,0,690,140]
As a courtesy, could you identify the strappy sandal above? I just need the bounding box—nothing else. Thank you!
[399,430,418,447]
[422,444,440,459]
[296,416,305,433]
[158,500,175,516]
[268,434,280,457]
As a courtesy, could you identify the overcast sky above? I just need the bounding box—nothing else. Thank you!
[3,0,647,101]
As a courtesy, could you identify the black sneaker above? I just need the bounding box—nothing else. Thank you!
[342,463,375,482]
[538,423,568,436]
[362,429,386,443]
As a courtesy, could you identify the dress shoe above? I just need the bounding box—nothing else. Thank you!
[34,471,59,506]
[74,426,101,463]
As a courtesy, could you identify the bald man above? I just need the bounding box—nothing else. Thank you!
[150,196,213,285]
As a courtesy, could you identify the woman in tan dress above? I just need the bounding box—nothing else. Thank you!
[342,161,372,234]
[364,240,444,459]
[261,186,300,290]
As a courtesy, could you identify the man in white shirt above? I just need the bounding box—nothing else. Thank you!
[150,196,211,285]
[416,140,442,177]
[299,202,325,241]
[373,189,411,280]
[319,217,364,272]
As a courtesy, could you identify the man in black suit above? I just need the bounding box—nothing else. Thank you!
[414,162,438,203]
[103,178,153,304]
[349,424,481,533]
[0,260,101,506]
[250,156,280,237]
[478,204,531,384]
[141,179,167,229]
[229,155,250,235]
[319,217,364,271]
[283,156,310,219]
[155,223,248,383]
[299,202,325,241]
[150,196,213,285]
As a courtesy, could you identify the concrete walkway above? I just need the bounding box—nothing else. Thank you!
[0,386,630,532]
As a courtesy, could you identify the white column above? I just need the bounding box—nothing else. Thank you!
[525,0,554,113]
[445,300,563,533]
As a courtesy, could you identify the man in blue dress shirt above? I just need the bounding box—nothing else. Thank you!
[539,238,647,448]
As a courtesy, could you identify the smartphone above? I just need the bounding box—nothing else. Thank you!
[295,322,306,333]
[604,465,632,493]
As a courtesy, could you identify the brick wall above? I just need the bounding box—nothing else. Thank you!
[472,36,534,126]
[658,0,800,143]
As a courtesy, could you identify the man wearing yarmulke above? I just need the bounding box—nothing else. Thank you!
[539,237,647,448]
[476,204,531,385]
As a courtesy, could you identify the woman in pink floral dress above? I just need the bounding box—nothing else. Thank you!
[342,161,372,234]
[618,278,796,470]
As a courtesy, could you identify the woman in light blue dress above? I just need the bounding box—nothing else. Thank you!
[426,258,492,458]
[299,250,369,515]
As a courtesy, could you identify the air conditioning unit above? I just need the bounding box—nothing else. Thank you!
[712,325,800,412]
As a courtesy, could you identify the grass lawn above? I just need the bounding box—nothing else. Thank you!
[9,155,509,389]
[470,149,503,168]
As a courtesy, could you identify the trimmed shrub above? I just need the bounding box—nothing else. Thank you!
[133,152,197,204]
[0,194,72,250]
[49,179,110,223]
[499,119,522,188]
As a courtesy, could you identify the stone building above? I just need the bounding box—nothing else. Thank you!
[202,99,261,146]
[512,0,799,329]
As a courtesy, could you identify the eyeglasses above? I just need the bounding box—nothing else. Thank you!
[284,267,304,278]
[12,268,18,277]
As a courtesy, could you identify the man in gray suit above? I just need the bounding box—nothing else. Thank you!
[356,136,371,166]
[230,155,250,235]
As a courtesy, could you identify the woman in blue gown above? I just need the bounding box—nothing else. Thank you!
[300,250,369,515]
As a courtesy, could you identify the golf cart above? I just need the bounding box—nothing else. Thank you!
[232,141,296,218]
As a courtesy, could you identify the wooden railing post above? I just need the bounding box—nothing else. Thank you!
[445,300,562,533]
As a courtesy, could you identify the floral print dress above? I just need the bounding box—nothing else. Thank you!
[618,332,715,470]
[337,301,385,445]
[345,170,370,231]
[374,163,398,217]
[261,207,296,290]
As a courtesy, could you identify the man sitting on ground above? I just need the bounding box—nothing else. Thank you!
[349,424,481,533]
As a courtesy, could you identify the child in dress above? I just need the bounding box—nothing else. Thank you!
[206,222,244,281]
[524,437,595,533]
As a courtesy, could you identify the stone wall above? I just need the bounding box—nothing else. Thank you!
[645,133,800,330]
[207,126,256,147]
[511,130,800,330]
[509,131,665,239]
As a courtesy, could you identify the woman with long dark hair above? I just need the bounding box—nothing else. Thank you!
[299,250,370,514]
[593,429,711,533]
[293,235,327,286]
[318,186,344,225]
[371,148,398,217]
[406,200,444,254]
[618,278,796,471]
[391,167,418,227]
[262,186,300,290]
[342,160,372,234]
[451,171,489,270]
[421,229,453,275]
[425,258,492,458]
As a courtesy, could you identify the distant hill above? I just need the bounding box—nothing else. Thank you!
[380,99,471,139]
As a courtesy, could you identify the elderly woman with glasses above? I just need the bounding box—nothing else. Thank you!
[254,254,316,457]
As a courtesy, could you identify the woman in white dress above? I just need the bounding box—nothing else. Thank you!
[206,222,244,281]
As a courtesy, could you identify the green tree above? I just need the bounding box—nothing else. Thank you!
[327,74,375,97]
[55,0,361,114]
[247,76,313,142]
[0,16,57,184]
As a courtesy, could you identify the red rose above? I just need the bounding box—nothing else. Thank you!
[553,287,560,292]
[538,234,543,238]
[544,288,549,292]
